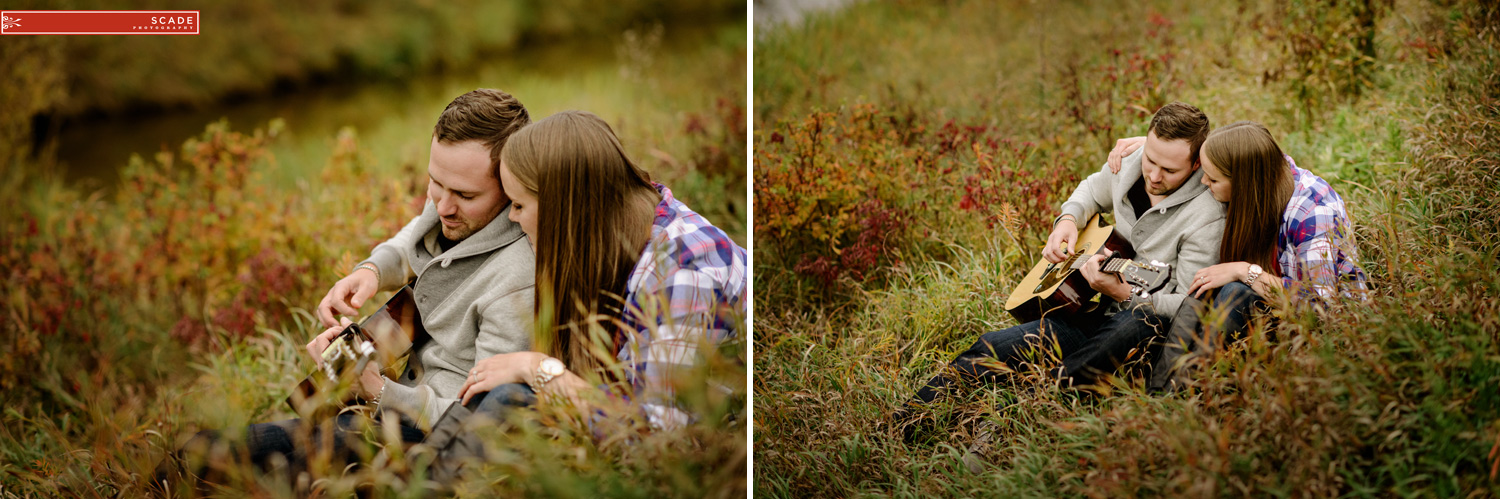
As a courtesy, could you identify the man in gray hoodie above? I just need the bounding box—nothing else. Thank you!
[894,102,1224,442]
[310,88,536,431]
[162,90,536,487]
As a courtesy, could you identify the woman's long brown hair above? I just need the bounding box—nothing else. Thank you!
[1203,121,1294,276]
[501,111,659,378]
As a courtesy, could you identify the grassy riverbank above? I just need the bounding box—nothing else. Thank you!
[753,0,1500,496]
[0,17,747,499]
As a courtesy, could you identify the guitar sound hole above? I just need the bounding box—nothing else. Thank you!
[1034,241,1092,292]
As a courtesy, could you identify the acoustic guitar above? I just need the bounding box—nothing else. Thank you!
[286,285,426,421]
[1004,214,1173,323]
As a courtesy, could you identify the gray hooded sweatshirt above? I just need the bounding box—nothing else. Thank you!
[1058,147,1226,317]
[360,200,535,428]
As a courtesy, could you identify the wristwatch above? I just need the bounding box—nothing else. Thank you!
[1244,264,1263,286]
[530,356,566,393]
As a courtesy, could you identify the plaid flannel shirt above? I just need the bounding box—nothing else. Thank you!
[1277,157,1369,299]
[615,183,746,429]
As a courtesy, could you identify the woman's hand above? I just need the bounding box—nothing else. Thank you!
[459,352,600,411]
[457,351,542,406]
[1107,136,1147,174]
[1187,262,1251,298]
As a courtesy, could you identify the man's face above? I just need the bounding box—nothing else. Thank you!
[1140,130,1198,196]
[426,138,507,242]
[498,160,538,251]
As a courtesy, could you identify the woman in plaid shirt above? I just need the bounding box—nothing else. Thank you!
[453,110,746,429]
[1122,121,1370,390]
[1180,121,1368,300]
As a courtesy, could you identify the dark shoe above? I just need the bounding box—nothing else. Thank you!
[890,406,937,445]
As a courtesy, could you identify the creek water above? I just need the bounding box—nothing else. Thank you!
[51,20,738,192]
[753,0,859,33]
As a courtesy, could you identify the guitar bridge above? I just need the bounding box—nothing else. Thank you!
[1033,262,1058,293]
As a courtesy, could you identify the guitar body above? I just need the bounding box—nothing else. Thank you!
[286,285,427,420]
[1005,214,1137,324]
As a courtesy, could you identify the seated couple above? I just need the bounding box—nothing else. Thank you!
[159,89,746,489]
[892,102,1368,442]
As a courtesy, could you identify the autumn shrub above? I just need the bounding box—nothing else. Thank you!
[1057,11,1184,152]
[685,96,749,182]
[1271,0,1394,121]
[0,120,421,399]
[0,193,127,390]
[753,106,1091,301]
[754,107,912,289]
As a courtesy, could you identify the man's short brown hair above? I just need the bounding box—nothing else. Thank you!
[1148,102,1211,164]
[432,89,531,174]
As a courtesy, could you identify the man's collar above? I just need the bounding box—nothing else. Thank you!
[415,201,527,259]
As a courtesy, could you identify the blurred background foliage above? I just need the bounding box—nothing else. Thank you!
[0,1,746,496]
[5,0,737,116]
[754,0,1500,496]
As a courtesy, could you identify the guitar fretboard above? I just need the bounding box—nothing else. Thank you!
[1102,257,1133,273]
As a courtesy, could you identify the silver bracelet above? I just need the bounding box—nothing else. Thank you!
[354,262,381,283]
[371,375,389,407]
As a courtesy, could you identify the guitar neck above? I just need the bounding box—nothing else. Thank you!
[1066,253,1138,274]
[1100,255,1139,274]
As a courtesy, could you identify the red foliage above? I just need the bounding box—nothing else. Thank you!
[685,96,748,180]
[169,316,208,345]
[1057,13,1182,150]
[793,199,907,287]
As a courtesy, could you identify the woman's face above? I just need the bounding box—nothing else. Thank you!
[499,160,539,251]
[1199,152,1232,203]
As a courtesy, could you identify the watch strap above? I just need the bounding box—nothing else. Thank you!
[1243,264,1262,286]
[529,357,562,393]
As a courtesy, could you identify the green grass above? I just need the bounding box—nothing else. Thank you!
[754,0,1500,496]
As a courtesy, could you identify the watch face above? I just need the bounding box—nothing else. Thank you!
[541,358,566,376]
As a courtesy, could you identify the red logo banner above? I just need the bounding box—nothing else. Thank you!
[1,10,199,35]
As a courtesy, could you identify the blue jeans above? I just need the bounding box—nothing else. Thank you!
[909,305,1168,404]
[424,383,537,483]
[469,382,538,419]
[157,386,535,490]
[162,411,426,488]
[893,305,1168,441]
[420,383,538,459]
[1148,281,1264,391]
